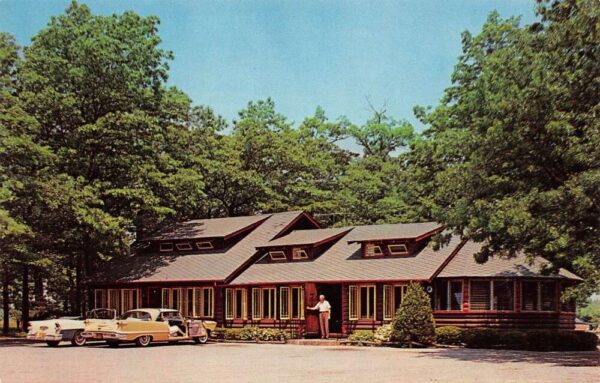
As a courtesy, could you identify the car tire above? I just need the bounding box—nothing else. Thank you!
[46,341,60,347]
[194,334,208,344]
[135,335,152,347]
[107,341,119,348]
[71,330,87,347]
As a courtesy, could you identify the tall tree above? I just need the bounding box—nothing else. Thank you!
[407,0,600,297]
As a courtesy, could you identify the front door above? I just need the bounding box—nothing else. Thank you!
[315,284,342,334]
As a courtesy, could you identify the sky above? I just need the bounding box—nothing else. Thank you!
[0,0,537,132]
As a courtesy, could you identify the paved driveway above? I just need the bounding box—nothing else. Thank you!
[0,341,598,383]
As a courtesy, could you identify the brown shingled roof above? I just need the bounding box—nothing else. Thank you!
[347,222,443,243]
[436,241,581,280]
[256,227,352,248]
[142,215,269,241]
[96,211,306,283]
[230,227,462,285]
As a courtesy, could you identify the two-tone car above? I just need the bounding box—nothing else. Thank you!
[82,308,217,347]
[27,308,116,347]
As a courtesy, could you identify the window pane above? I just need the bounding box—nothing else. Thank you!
[470,281,491,310]
[194,288,202,317]
[225,289,234,319]
[280,287,290,319]
[203,288,213,317]
[541,282,556,311]
[348,286,358,320]
[493,281,514,311]
[383,285,393,320]
[560,284,575,312]
[252,288,262,320]
[263,289,275,319]
[436,281,448,310]
[450,281,463,311]
[521,281,539,311]
[359,286,375,319]
[235,289,244,319]
[291,287,303,319]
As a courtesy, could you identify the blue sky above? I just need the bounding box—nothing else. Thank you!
[1,0,536,131]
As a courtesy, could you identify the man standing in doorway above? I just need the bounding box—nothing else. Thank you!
[307,294,331,339]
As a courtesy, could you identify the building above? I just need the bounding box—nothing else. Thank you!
[91,211,580,337]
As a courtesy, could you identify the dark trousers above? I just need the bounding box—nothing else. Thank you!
[319,312,330,338]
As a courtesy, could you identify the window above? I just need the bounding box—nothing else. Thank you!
[262,288,276,319]
[388,244,409,256]
[269,251,286,261]
[196,241,213,250]
[159,242,174,252]
[435,281,463,311]
[252,288,262,320]
[161,288,183,311]
[541,282,556,311]
[94,289,106,309]
[493,281,514,311]
[522,281,557,312]
[364,244,383,257]
[175,242,193,251]
[470,281,491,311]
[225,288,246,320]
[291,287,304,319]
[292,248,308,260]
[280,287,290,319]
[192,287,214,318]
[383,284,408,320]
[121,289,140,313]
[349,285,376,320]
[560,284,576,312]
[107,289,119,312]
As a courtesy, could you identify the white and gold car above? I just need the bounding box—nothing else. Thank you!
[27,308,116,347]
[82,308,217,347]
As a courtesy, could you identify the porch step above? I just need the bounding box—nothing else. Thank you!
[287,338,342,346]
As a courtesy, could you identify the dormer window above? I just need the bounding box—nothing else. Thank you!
[365,244,383,257]
[175,242,193,251]
[196,241,213,250]
[269,251,286,261]
[159,242,174,252]
[388,244,409,256]
[292,248,308,260]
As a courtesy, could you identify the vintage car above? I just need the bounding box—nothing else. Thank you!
[27,308,117,347]
[82,308,217,347]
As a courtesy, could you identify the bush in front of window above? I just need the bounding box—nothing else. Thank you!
[374,324,394,342]
[434,326,464,345]
[461,328,598,351]
[348,330,375,345]
[238,326,288,342]
[391,283,436,346]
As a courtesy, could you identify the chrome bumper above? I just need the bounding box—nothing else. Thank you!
[82,331,127,340]
[27,333,63,341]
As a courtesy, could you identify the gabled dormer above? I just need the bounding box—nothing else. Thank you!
[348,222,443,258]
[256,227,352,262]
[137,215,270,254]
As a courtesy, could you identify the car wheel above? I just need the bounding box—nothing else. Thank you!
[71,330,87,346]
[135,335,151,347]
[46,341,60,347]
[107,341,119,348]
[194,334,208,344]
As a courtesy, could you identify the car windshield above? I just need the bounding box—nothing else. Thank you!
[122,311,152,321]
[87,309,116,320]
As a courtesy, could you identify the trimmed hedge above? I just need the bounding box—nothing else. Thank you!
[213,326,288,341]
[434,327,598,351]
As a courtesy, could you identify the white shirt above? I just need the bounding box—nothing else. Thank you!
[311,300,331,312]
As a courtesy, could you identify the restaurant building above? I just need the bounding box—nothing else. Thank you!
[92,211,579,337]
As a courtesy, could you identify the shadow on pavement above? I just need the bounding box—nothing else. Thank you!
[416,347,600,367]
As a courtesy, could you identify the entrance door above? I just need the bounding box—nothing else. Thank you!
[315,284,342,334]
[149,288,161,308]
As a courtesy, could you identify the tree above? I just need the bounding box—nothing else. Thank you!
[391,283,435,346]
[406,0,600,298]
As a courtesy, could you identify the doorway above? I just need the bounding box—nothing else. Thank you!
[149,288,161,308]
[315,284,342,334]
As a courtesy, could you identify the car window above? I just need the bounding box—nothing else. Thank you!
[122,311,151,321]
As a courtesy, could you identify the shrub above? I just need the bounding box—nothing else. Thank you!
[462,328,598,351]
[391,283,435,346]
[222,328,243,340]
[374,324,394,342]
[435,326,463,345]
[235,326,288,341]
[348,330,375,345]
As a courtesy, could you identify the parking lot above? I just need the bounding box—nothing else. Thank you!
[0,341,598,383]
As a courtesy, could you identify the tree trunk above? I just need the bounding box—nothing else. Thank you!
[33,268,44,303]
[21,265,29,332]
[2,267,10,335]
[75,254,82,316]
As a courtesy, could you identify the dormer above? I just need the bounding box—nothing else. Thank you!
[256,227,352,262]
[348,222,443,258]
[138,215,270,254]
